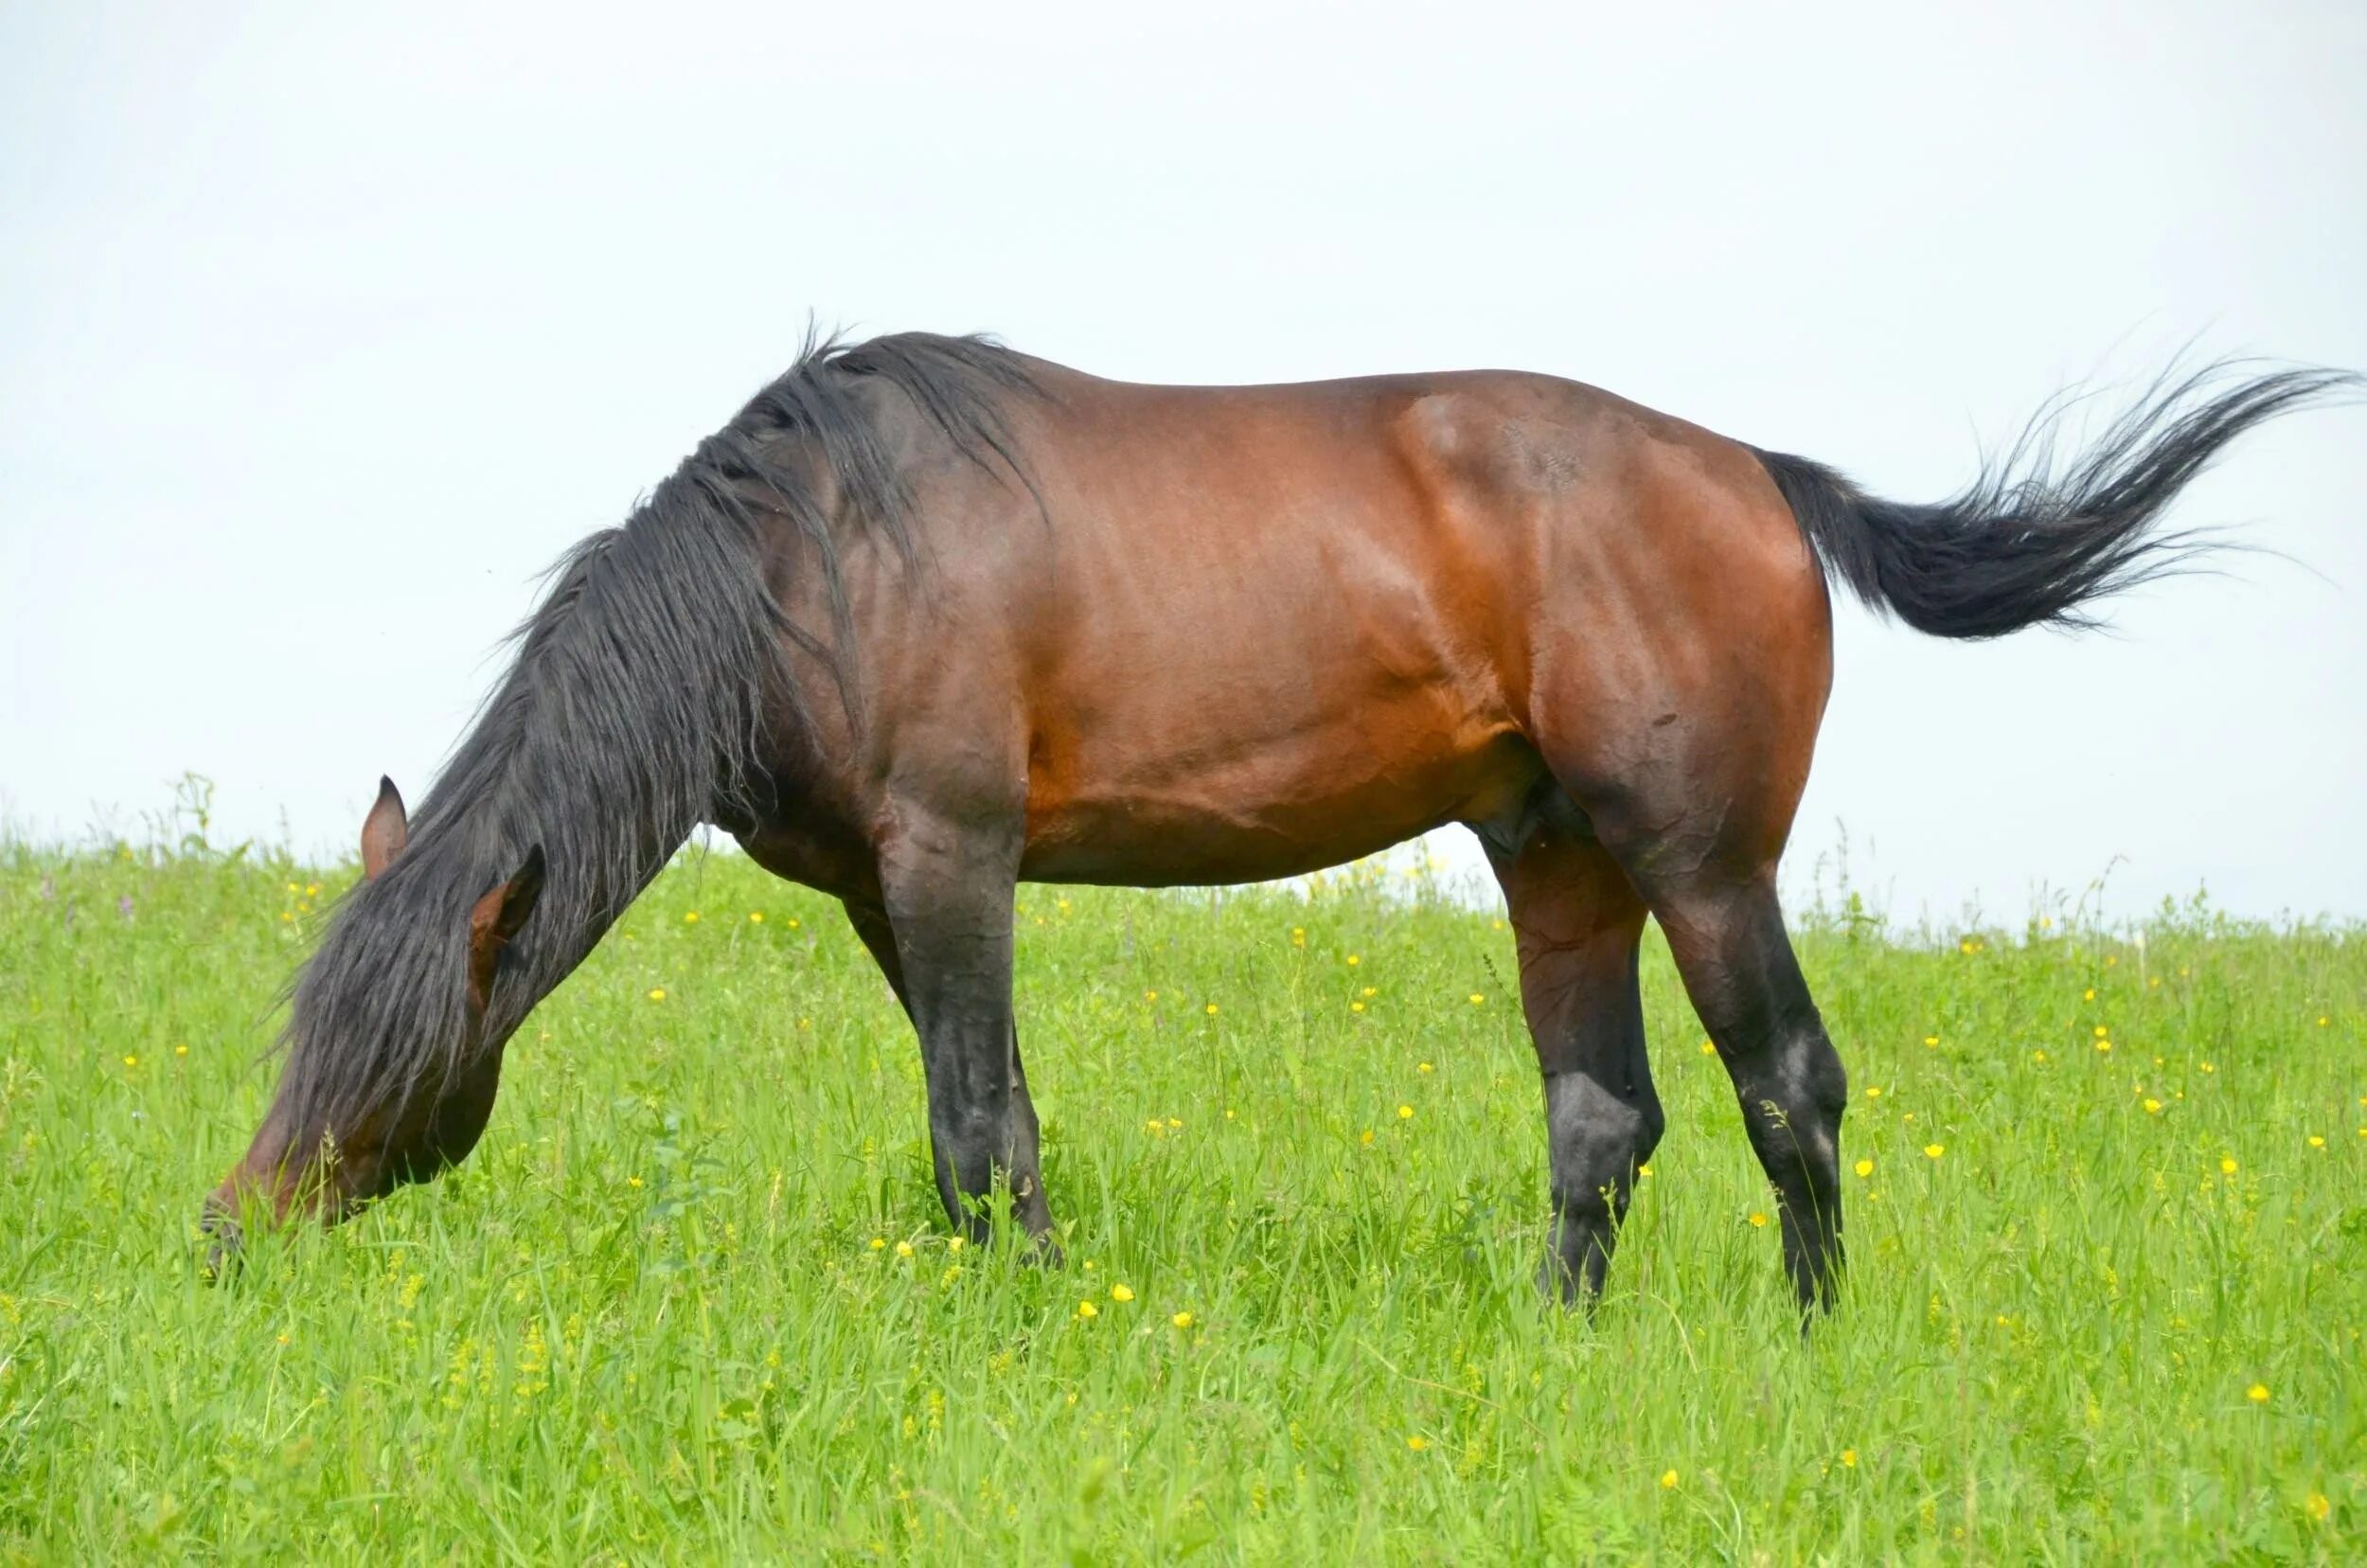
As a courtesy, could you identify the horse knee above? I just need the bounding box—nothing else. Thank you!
[1543,1072,1654,1208]
[1739,1024,1846,1141]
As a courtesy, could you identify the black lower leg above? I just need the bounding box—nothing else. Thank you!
[1676,885,1848,1311]
[1727,1011,1846,1310]
[1489,828,1661,1307]
[862,839,1057,1251]
[1003,1024,1056,1249]
[1540,1053,1662,1302]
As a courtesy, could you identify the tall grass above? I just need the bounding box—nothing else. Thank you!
[0,836,2358,1560]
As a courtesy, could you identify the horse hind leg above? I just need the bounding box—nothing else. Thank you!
[1520,455,1847,1312]
[1486,805,1661,1306]
[1585,789,1849,1314]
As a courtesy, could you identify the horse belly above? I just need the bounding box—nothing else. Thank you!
[1017,699,1537,887]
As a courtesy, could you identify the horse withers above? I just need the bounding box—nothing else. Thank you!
[205,334,2353,1310]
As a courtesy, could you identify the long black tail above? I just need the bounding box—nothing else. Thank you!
[1752,361,2358,639]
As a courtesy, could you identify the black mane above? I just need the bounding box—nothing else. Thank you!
[274,330,1040,1142]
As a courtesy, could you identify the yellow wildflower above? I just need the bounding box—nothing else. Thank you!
[1417,1061,1433,1075]
[748,911,764,923]
[1854,1158,1874,1178]
[1172,1311,1194,1328]
[2144,1098,2162,1114]
[897,1240,915,1257]
[1397,1104,1414,1120]
[683,911,699,923]
[1077,1300,1098,1320]
[1204,1003,1219,1016]
[647,989,667,1002]
[1923,1144,1945,1160]
[1748,1212,1769,1228]
[1468,993,1486,1006]
[1406,1435,1429,1452]
[2247,1383,2269,1403]
[1841,1449,1857,1468]
[1346,953,1361,967]
[1660,1470,1679,1489]
[2220,1157,2238,1175]
[868,1238,886,1251]
[1110,1283,1134,1302]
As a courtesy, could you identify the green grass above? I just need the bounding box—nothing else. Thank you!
[0,839,2360,1562]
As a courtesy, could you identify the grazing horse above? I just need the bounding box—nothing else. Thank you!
[205,333,2351,1309]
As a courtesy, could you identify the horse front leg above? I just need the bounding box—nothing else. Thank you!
[871,815,1056,1254]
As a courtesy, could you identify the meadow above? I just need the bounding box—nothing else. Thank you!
[0,829,2359,1562]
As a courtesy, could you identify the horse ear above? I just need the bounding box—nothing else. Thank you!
[470,846,545,949]
[360,776,408,881]
[466,846,546,1006]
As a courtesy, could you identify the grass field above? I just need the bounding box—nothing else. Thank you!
[0,833,2360,1562]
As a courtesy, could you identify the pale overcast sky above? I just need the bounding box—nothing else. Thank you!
[4,2,2363,923]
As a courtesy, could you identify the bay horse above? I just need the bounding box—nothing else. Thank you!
[204,334,2351,1310]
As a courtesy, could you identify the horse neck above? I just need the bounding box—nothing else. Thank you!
[413,768,693,1021]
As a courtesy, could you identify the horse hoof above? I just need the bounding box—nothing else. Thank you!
[1536,1256,1595,1314]
[199,1211,245,1283]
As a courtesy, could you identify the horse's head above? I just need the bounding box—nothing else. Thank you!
[203,778,544,1274]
